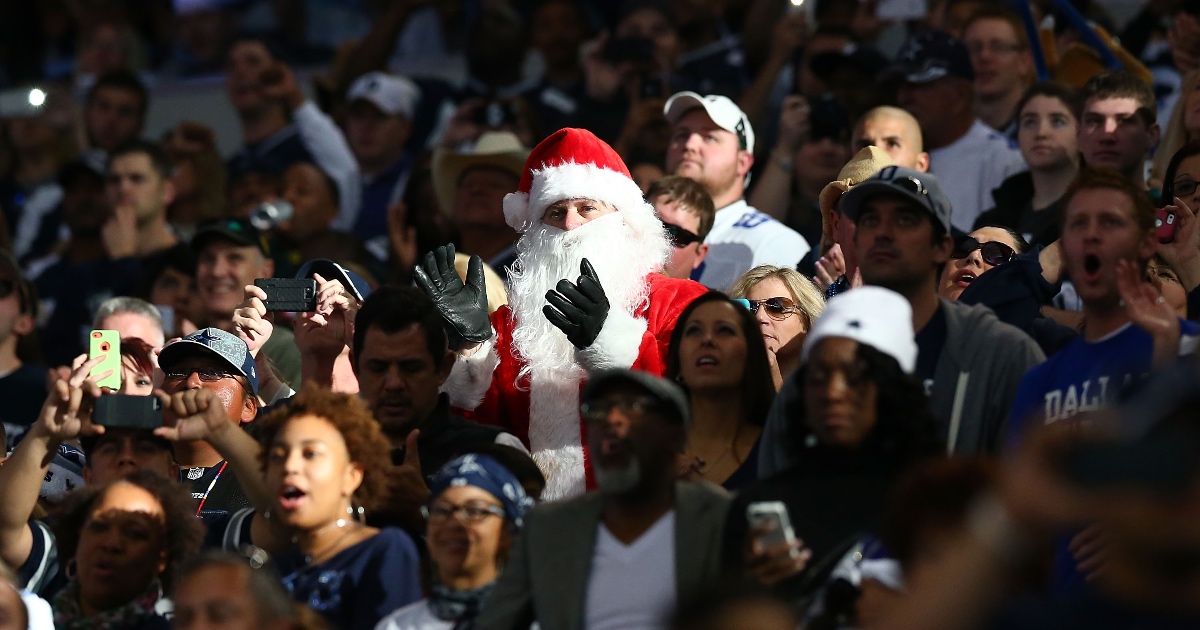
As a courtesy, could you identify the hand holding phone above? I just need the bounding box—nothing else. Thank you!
[89,330,122,391]
[254,278,318,312]
[746,501,801,559]
[1157,206,1179,243]
[94,394,164,430]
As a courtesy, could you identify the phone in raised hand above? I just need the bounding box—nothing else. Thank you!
[88,330,122,391]
[747,501,801,559]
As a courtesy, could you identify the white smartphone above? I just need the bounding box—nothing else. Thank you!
[747,501,801,559]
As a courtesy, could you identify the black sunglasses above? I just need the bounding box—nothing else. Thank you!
[951,237,1016,266]
[664,223,702,248]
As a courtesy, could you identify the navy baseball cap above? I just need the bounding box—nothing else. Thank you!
[295,258,372,303]
[838,165,953,234]
[890,30,975,84]
[158,327,259,394]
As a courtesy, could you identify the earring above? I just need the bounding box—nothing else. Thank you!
[347,503,366,525]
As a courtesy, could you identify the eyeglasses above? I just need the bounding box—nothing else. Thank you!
[950,237,1017,266]
[580,396,661,422]
[422,503,505,524]
[664,223,702,248]
[1172,179,1198,198]
[733,296,800,321]
[163,367,240,384]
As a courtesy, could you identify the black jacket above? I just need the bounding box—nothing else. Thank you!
[973,171,1065,247]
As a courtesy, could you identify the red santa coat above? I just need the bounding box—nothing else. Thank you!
[445,273,708,499]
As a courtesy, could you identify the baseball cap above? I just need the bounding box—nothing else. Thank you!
[158,327,259,394]
[801,286,918,374]
[809,43,888,82]
[581,368,690,429]
[347,71,420,119]
[295,258,372,302]
[889,30,975,84]
[663,91,755,153]
[838,165,953,234]
[192,218,268,256]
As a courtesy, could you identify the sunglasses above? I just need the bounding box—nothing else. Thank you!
[951,237,1017,266]
[733,296,800,321]
[664,223,702,248]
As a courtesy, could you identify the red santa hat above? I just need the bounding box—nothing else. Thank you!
[502,128,654,232]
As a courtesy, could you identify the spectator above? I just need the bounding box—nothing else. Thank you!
[419,128,707,499]
[851,106,930,172]
[924,0,991,38]
[664,92,810,291]
[343,72,420,251]
[375,453,534,629]
[1078,70,1160,189]
[665,292,771,490]
[162,122,227,241]
[224,40,360,223]
[48,470,203,628]
[648,175,714,280]
[961,6,1035,135]
[278,161,342,257]
[1150,70,1200,190]
[139,243,197,338]
[157,328,259,518]
[727,287,939,602]
[938,227,1027,301]
[432,131,529,282]
[82,69,147,158]
[893,30,1027,232]
[519,0,591,141]
[192,218,301,387]
[93,296,165,348]
[1158,143,1200,314]
[109,336,157,398]
[730,265,826,390]
[157,386,424,629]
[172,550,298,630]
[0,561,51,630]
[670,0,749,97]
[811,146,896,297]
[477,368,731,629]
[1148,255,1189,318]
[104,140,180,258]
[166,6,237,78]
[974,82,1084,247]
[0,253,44,442]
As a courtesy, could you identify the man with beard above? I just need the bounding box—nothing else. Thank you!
[476,369,731,629]
[416,128,707,500]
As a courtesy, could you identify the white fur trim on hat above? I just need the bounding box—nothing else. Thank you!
[441,333,499,410]
[575,310,648,372]
[503,162,651,232]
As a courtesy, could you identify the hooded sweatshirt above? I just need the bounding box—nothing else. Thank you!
[759,299,1044,477]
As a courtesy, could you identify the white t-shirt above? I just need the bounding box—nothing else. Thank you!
[584,511,677,630]
[374,600,451,630]
[929,119,1028,233]
[697,200,811,292]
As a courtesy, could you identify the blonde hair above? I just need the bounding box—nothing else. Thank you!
[729,265,825,330]
[1153,70,1200,187]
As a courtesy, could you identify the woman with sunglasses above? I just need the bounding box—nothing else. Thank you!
[730,266,825,390]
[375,453,533,630]
[155,386,422,630]
[666,292,775,490]
[939,227,1028,301]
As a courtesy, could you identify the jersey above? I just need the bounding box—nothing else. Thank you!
[695,199,811,292]
[929,119,1027,233]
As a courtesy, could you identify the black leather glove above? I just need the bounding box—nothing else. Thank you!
[413,244,491,350]
[543,259,610,349]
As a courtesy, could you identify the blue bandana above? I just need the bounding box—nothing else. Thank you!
[428,454,534,529]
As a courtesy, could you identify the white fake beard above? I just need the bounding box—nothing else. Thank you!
[506,212,671,379]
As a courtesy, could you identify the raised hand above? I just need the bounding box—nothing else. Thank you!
[414,245,491,350]
[1117,259,1179,339]
[543,259,611,349]
[232,285,273,358]
[37,355,107,442]
[814,243,847,292]
[295,273,357,357]
[154,388,233,443]
[1156,197,1200,292]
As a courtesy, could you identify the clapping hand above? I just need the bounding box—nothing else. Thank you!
[544,259,610,349]
[414,245,491,350]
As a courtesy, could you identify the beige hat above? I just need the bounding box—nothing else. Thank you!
[433,132,530,217]
[817,146,895,254]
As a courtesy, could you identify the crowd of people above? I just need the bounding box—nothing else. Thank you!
[1,0,1200,629]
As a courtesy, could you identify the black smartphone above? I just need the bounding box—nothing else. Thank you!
[255,278,318,312]
[94,395,163,430]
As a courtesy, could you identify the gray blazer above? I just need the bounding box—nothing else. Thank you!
[475,481,732,630]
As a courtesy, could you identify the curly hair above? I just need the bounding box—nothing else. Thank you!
[52,469,204,592]
[666,291,775,426]
[255,387,392,513]
[782,342,940,460]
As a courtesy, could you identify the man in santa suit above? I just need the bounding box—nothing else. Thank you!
[416,128,708,500]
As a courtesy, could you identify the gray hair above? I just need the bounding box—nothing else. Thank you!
[92,296,164,331]
[175,550,297,625]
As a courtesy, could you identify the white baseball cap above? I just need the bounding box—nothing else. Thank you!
[347,71,420,119]
[801,286,917,373]
[663,91,755,153]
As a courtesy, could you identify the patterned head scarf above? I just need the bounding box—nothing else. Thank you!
[428,454,534,529]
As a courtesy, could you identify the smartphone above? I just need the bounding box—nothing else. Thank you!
[1156,207,1178,244]
[746,501,801,558]
[93,395,163,430]
[89,330,122,391]
[254,278,318,312]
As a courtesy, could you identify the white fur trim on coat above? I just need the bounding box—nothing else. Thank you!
[575,310,648,372]
[527,366,587,500]
[440,334,499,410]
[502,162,652,232]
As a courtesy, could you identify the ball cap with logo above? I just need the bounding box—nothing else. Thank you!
[837,165,953,234]
[159,327,259,394]
[346,71,420,119]
[888,30,975,84]
[662,91,755,152]
[801,286,918,374]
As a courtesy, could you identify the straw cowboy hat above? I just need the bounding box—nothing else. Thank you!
[432,131,531,217]
[817,146,896,254]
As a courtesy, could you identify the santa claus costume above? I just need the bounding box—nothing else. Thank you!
[444,128,708,500]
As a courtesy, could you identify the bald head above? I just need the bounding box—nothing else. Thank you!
[852,107,930,172]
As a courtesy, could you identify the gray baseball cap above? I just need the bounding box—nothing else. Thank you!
[158,327,259,394]
[581,368,690,429]
[838,165,952,233]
